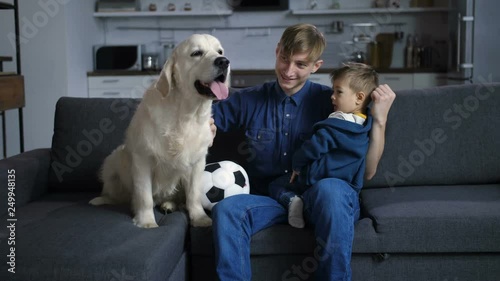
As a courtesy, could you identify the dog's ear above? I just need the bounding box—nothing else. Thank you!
[155,56,175,98]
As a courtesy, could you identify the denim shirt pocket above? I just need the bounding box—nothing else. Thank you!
[246,128,275,143]
[244,128,275,163]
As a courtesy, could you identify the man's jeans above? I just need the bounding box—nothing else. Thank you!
[212,178,360,281]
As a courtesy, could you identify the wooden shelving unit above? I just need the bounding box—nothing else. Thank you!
[0,0,25,158]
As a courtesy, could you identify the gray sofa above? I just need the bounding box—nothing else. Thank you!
[1,83,499,281]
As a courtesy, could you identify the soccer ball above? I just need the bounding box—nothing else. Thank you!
[201,161,250,211]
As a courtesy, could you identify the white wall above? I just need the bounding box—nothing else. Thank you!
[0,0,98,157]
[0,0,449,157]
[64,1,101,98]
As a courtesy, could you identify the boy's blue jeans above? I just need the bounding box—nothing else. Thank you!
[212,178,360,281]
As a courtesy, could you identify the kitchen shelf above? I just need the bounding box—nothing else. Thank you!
[94,7,447,18]
[0,56,13,72]
[291,7,450,15]
[93,10,233,17]
[0,2,15,10]
[0,56,13,62]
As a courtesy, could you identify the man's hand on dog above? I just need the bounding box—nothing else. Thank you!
[209,117,217,147]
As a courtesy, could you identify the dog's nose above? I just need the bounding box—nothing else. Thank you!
[214,57,230,69]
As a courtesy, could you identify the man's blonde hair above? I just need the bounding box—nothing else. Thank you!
[330,62,379,107]
[278,23,326,62]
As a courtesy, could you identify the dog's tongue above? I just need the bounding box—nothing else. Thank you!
[210,81,229,100]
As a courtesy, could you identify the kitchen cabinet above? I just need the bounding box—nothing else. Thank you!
[230,70,276,88]
[88,75,158,98]
[309,73,331,86]
[312,72,446,91]
[412,73,447,89]
[379,73,447,91]
[378,73,414,91]
[87,71,445,98]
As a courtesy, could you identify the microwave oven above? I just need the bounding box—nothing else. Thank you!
[93,45,143,71]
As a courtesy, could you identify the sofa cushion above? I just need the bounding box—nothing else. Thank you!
[48,97,140,191]
[360,184,500,253]
[190,217,380,258]
[0,192,188,281]
[365,83,500,188]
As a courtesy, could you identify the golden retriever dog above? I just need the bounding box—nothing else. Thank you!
[89,34,230,228]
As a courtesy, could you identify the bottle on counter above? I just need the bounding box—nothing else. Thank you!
[368,41,380,68]
[405,34,414,68]
[413,34,422,68]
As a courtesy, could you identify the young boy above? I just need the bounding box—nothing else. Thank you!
[269,62,379,228]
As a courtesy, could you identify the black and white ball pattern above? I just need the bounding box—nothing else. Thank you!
[201,161,250,210]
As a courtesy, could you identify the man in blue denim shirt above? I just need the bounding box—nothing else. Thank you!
[210,23,395,281]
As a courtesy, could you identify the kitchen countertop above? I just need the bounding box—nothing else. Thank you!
[87,70,162,76]
[87,67,446,77]
[231,68,447,75]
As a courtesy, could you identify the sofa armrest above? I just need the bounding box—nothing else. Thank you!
[0,148,51,217]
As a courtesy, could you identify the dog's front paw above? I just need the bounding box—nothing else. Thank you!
[191,216,212,227]
[160,201,178,213]
[133,217,159,228]
[89,196,111,206]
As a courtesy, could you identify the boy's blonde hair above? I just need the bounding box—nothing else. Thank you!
[330,63,379,107]
[278,23,326,62]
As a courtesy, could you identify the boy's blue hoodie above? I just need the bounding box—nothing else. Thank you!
[292,113,373,192]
